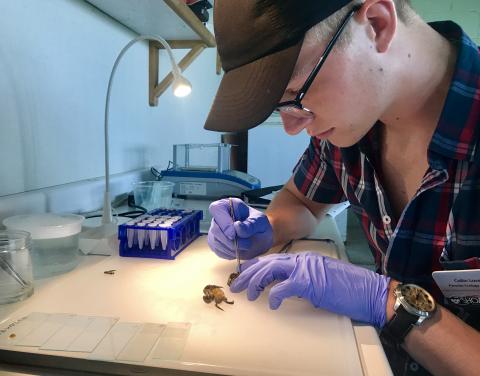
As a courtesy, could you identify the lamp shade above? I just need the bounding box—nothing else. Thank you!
[173,75,192,97]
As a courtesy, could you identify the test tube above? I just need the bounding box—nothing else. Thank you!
[147,223,158,250]
[160,228,168,251]
[127,228,135,248]
[137,223,146,250]
[126,220,137,248]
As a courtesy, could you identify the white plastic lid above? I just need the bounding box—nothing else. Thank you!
[3,213,85,240]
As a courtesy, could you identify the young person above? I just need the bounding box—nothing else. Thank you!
[205,1,480,375]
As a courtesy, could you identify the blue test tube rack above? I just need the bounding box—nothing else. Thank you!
[118,208,203,259]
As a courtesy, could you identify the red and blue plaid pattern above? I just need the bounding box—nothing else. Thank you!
[293,22,480,296]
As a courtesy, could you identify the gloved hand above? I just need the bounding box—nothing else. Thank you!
[207,198,273,260]
[230,252,390,328]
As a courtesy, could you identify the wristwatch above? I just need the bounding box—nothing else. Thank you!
[381,283,436,345]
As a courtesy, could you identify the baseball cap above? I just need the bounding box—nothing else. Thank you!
[204,0,353,132]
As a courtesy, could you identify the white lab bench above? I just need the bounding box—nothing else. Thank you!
[0,234,392,376]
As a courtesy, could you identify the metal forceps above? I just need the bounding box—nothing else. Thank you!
[0,255,29,288]
[278,239,294,254]
[228,198,241,274]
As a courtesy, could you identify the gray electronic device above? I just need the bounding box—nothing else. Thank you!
[159,143,261,199]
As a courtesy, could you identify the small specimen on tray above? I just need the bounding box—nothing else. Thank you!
[203,285,234,311]
[104,269,116,275]
[9,333,16,339]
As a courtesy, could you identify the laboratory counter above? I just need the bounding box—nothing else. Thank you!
[0,236,392,376]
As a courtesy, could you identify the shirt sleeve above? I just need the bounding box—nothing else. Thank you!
[292,137,346,203]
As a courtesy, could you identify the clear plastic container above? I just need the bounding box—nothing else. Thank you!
[173,143,232,172]
[0,230,34,304]
[3,214,84,279]
[133,181,175,211]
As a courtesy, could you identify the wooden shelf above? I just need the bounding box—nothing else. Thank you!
[85,0,217,105]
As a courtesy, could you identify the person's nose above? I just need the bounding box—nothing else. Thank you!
[280,113,313,135]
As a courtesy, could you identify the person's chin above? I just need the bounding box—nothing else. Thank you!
[324,133,358,148]
[313,127,334,140]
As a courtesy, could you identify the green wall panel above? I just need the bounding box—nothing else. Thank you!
[411,0,480,43]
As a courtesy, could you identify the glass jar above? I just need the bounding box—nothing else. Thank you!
[0,230,34,304]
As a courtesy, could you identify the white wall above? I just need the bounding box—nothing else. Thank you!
[0,0,221,197]
[248,117,310,188]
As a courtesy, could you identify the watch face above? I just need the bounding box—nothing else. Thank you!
[400,284,435,312]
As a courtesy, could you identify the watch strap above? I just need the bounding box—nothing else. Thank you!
[381,304,419,345]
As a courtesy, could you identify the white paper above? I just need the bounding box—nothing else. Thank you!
[432,269,480,306]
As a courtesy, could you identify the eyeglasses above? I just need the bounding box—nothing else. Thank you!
[275,4,362,119]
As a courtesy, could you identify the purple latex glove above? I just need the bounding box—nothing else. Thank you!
[230,252,390,328]
[207,198,273,260]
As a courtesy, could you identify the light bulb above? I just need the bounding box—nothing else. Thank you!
[173,75,192,97]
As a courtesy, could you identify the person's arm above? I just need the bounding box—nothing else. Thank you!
[386,280,480,376]
[266,177,334,246]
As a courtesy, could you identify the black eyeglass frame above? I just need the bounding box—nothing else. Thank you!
[275,4,362,115]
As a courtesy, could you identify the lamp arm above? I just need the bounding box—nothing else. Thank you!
[102,35,181,225]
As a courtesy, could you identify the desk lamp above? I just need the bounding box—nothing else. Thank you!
[80,35,192,255]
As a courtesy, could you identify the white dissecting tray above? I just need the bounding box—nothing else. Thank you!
[0,237,364,376]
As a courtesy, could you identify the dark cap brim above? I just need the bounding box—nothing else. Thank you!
[204,40,303,132]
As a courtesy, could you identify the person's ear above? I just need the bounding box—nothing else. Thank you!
[357,0,397,53]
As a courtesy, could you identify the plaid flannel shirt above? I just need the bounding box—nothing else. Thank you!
[293,21,480,300]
